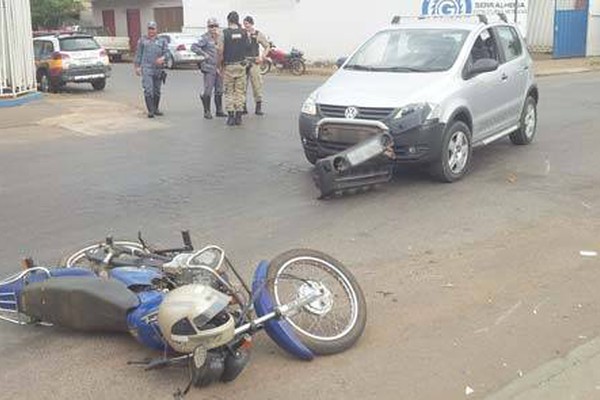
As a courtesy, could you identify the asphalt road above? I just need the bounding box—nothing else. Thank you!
[0,65,599,400]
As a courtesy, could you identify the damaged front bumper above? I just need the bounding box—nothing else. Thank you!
[312,130,395,198]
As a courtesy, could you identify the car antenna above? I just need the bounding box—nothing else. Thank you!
[498,13,508,23]
[391,15,400,24]
[477,14,488,24]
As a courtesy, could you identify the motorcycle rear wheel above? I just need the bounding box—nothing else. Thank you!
[264,249,367,355]
[62,241,148,270]
[290,59,306,76]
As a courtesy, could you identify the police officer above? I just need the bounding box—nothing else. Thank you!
[219,11,248,126]
[242,16,270,116]
[191,17,226,119]
[134,21,168,118]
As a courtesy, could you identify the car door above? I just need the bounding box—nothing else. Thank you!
[493,25,529,130]
[460,28,505,142]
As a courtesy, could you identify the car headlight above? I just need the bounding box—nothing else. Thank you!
[393,103,441,122]
[301,93,317,115]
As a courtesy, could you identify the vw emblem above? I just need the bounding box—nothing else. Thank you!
[345,106,359,119]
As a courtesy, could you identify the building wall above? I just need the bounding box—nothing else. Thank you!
[527,0,554,52]
[183,0,529,60]
[91,0,182,37]
[588,0,600,55]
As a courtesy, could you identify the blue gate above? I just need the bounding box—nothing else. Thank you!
[554,0,589,58]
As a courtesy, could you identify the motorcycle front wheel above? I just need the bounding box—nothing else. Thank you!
[290,59,306,76]
[259,60,271,75]
[264,249,367,355]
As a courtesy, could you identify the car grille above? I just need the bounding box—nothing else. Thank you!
[318,104,395,121]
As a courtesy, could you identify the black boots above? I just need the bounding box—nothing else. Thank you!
[226,111,235,126]
[201,95,212,119]
[226,111,243,126]
[144,95,155,118]
[154,95,163,116]
[214,94,226,117]
[255,101,263,116]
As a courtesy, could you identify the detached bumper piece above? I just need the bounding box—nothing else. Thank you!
[312,133,394,199]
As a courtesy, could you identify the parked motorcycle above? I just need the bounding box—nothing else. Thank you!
[0,232,367,395]
[260,43,306,76]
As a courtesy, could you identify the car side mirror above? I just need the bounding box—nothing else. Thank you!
[466,58,499,78]
[336,57,348,68]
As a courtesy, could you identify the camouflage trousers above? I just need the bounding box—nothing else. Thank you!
[246,63,263,102]
[224,64,247,112]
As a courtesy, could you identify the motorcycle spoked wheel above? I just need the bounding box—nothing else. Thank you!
[61,241,148,270]
[264,249,367,355]
[290,59,306,76]
[259,60,271,75]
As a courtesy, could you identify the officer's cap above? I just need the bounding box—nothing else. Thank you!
[243,16,254,25]
[207,17,219,26]
[147,21,157,29]
[227,11,239,24]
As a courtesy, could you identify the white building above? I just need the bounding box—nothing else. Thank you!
[0,0,36,99]
[89,0,600,59]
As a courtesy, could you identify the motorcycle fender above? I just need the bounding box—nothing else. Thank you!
[252,261,314,361]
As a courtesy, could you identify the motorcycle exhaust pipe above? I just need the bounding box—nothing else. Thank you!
[312,132,395,199]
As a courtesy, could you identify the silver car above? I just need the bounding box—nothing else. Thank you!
[299,16,538,182]
[159,32,205,69]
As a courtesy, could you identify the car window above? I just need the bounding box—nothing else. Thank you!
[345,29,469,72]
[59,37,100,51]
[33,41,44,58]
[40,41,54,57]
[468,28,499,65]
[496,26,523,62]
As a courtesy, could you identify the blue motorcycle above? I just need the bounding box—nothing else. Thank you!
[0,232,367,394]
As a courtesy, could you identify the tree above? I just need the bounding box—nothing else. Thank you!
[30,0,83,30]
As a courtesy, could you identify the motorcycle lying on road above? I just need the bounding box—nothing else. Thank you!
[0,232,367,395]
[260,43,306,76]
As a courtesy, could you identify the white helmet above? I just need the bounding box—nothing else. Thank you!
[158,284,235,354]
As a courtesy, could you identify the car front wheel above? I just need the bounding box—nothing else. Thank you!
[91,78,106,91]
[430,120,472,183]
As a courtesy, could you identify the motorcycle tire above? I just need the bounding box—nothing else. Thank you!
[263,249,367,355]
[259,60,271,75]
[290,59,306,76]
[61,241,148,269]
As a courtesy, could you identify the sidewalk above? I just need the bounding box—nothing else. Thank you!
[486,336,600,400]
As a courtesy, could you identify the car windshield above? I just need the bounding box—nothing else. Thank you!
[171,34,198,44]
[59,37,100,51]
[345,28,469,72]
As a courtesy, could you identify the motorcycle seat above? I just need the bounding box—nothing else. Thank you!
[20,277,140,332]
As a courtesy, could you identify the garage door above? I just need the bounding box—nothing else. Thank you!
[154,7,183,33]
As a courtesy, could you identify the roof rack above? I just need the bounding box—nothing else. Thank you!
[391,13,512,25]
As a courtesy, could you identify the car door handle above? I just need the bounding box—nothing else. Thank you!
[501,73,508,81]
[523,66,529,71]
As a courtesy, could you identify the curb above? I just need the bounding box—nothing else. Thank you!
[0,92,42,108]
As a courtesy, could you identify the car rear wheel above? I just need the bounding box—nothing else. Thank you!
[91,78,106,91]
[165,54,175,69]
[430,121,472,183]
[509,96,537,145]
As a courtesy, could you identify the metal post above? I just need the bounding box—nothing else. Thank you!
[515,0,519,23]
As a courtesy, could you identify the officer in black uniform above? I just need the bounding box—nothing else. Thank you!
[219,11,248,126]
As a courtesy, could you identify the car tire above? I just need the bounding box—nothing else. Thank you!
[38,70,50,93]
[304,149,318,165]
[509,96,537,145]
[91,78,106,91]
[430,120,472,183]
[166,54,175,70]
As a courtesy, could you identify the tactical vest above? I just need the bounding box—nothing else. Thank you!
[247,30,261,57]
[223,27,247,63]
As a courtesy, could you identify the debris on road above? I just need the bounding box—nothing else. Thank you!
[579,250,598,257]
[465,386,474,395]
